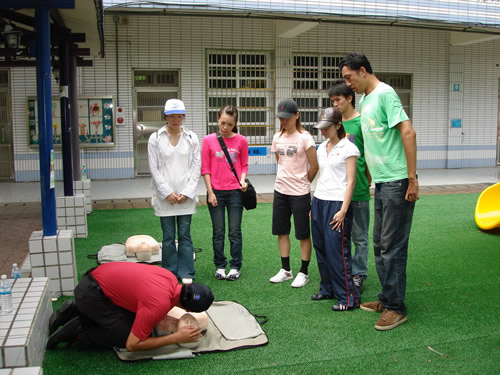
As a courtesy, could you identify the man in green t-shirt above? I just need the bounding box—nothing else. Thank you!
[328,81,371,293]
[340,53,419,331]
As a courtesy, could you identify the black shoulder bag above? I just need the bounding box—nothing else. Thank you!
[216,134,257,210]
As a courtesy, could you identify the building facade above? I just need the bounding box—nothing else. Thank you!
[3,2,500,181]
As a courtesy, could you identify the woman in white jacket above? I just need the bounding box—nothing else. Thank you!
[148,99,201,284]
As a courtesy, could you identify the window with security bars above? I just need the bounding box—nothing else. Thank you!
[133,70,180,176]
[293,57,413,140]
[377,73,413,118]
[207,51,274,145]
[293,54,343,141]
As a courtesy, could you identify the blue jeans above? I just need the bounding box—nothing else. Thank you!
[351,201,370,278]
[311,198,360,308]
[373,179,415,315]
[208,189,243,270]
[160,215,194,279]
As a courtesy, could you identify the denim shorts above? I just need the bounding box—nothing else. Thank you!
[272,190,311,240]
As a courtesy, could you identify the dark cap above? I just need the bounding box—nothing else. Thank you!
[314,107,343,129]
[276,99,299,119]
[180,283,214,312]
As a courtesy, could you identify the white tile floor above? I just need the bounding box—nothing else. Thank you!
[1,167,499,203]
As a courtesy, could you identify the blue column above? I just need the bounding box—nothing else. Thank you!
[35,6,57,236]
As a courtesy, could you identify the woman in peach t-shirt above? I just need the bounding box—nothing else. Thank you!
[269,99,318,288]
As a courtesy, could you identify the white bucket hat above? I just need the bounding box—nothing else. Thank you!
[164,99,186,115]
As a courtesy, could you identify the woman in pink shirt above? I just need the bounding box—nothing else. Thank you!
[269,99,319,288]
[201,105,249,281]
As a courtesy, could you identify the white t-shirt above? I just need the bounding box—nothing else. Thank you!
[271,130,316,196]
[314,137,360,201]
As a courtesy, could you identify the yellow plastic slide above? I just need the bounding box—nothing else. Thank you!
[475,182,500,230]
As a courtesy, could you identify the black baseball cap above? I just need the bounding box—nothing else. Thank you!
[276,99,299,119]
[314,107,343,129]
[180,283,214,312]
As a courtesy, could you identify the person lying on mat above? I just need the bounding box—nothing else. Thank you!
[154,306,209,349]
[46,262,214,351]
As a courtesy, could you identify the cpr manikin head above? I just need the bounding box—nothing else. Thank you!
[176,313,202,349]
[135,242,152,261]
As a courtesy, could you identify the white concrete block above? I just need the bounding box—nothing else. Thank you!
[66,217,75,226]
[12,321,31,329]
[28,238,42,255]
[59,265,73,278]
[30,268,45,278]
[57,237,72,252]
[60,278,76,292]
[65,207,75,216]
[48,279,60,295]
[12,367,43,374]
[42,237,57,253]
[45,267,59,279]
[29,254,44,268]
[75,195,84,206]
[4,345,26,367]
[43,253,58,266]
[58,251,73,265]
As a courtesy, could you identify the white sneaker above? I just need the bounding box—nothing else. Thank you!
[270,269,293,283]
[226,269,240,281]
[181,278,193,285]
[215,269,226,280]
[291,272,309,288]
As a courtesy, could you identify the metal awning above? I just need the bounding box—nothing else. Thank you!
[103,0,500,35]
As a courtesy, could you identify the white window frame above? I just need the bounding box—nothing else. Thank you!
[206,50,275,145]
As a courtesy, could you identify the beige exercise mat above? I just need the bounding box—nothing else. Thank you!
[113,300,268,362]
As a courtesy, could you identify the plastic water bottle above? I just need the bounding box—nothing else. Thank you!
[11,264,20,279]
[0,275,13,314]
[82,165,88,181]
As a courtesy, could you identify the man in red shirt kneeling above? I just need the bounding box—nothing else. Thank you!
[47,262,214,351]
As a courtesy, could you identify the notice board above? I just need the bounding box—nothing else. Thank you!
[27,96,114,147]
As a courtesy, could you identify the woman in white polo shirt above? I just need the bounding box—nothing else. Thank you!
[310,107,361,311]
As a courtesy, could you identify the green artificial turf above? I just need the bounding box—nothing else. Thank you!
[43,193,500,374]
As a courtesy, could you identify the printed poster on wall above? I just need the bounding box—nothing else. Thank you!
[27,96,114,147]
